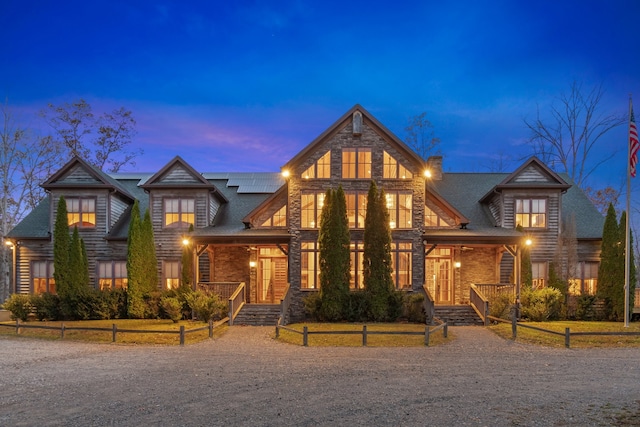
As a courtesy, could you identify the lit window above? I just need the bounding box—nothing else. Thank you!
[66,198,96,227]
[262,205,287,227]
[301,241,319,289]
[302,151,331,179]
[164,198,195,228]
[391,242,412,290]
[301,192,325,228]
[349,241,365,290]
[32,261,55,294]
[569,262,598,295]
[164,261,180,290]
[386,192,413,229]
[516,199,546,228]
[425,206,449,227]
[98,261,128,290]
[345,191,367,228]
[383,151,413,179]
[532,262,547,290]
[342,148,371,179]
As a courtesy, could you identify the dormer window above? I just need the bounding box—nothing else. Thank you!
[302,151,331,179]
[67,197,96,228]
[164,198,195,228]
[516,198,546,228]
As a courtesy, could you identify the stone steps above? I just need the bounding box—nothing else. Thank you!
[232,304,281,326]
[434,305,484,326]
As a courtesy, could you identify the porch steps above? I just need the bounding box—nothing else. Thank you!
[233,304,281,326]
[434,305,484,326]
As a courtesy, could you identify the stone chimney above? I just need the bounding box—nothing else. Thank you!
[426,156,443,180]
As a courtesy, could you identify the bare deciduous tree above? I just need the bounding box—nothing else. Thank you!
[524,81,625,189]
[404,112,440,160]
[41,99,141,172]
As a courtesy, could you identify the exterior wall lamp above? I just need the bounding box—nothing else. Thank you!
[454,261,461,268]
[281,169,290,178]
[424,169,432,178]
[249,261,257,268]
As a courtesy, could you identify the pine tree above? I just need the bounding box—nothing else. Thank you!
[363,181,394,321]
[318,187,351,321]
[597,203,622,319]
[141,209,158,293]
[181,223,194,289]
[53,196,71,297]
[126,200,145,318]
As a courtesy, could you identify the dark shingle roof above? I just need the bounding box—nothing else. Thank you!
[6,198,51,240]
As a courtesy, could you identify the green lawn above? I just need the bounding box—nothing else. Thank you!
[275,322,451,347]
[489,320,640,348]
[0,319,228,345]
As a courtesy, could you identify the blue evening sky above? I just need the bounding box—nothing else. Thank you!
[2,1,639,195]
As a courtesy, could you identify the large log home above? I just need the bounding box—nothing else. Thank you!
[6,105,606,323]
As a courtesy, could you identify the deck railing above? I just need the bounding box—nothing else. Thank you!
[470,284,490,326]
[474,283,515,301]
[228,282,246,326]
[197,282,243,300]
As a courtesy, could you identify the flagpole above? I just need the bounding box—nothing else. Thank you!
[625,95,632,327]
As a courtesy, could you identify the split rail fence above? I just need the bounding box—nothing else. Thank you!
[0,318,229,346]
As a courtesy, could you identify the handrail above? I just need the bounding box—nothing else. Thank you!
[422,284,435,325]
[278,283,292,327]
[228,282,246,326]
[197,282,242,299]
[469,284,489,326]
[474,283,515,301]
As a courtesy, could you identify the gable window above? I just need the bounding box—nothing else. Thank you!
[32,261,55,294]
[516,199,546,228]
[345,191,367,229]
[301,192,325,228]
[301,241,319,289]
[262,205,287,228]
[164,261,180,290]
[386,192,413,229]
[425,206,449,227]
[383,151,413,179]
[391,242,412,290]
[342,148,371,179]
[98,261,128,290]
[164,198,195,228]
[66,198,96,228]
[302,151,331,179]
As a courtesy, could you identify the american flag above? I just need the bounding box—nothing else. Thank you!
[631,103,639,178]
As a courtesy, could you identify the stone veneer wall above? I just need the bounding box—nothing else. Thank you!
[210,246,251,300]
[458,247,502,304]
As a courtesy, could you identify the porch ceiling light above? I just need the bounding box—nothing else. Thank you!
[182,238,190,246]
[525,238,533,246]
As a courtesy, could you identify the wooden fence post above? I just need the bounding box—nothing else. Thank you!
[425,326,430,346]
[15,319,20,335]
[443,322,448,338]
[303,326,308,346]
[209,319,213,339]
[511,314,517,339]
[565,328,570,348]
[275,325,280,339]
[61,323,65,339]
[112,324,117,343]
[362,325,367,346]
[179,325,185,346]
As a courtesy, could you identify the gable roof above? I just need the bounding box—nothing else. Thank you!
[282,104,425,171]
[479,156,571,203]
[41,156,136,202]
[140,155,228,203]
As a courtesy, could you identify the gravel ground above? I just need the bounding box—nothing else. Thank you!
[1,326,639,427]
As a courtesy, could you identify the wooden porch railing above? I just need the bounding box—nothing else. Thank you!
[228,282,246,326]
[197,282,243,300]
[278,283,292,327]
[469,284,489,326]
[422,284,435,325]
[474,283,515,301]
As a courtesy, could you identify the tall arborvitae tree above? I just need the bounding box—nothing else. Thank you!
[68,226,86,293]
[181,224,194,289]
[126,200,145,318]
[53,196,71,297]
[80,239,90,286]
[363,181,394,321]
[141,209,158,293]
[597,203,623,320]
[318,187,351,321]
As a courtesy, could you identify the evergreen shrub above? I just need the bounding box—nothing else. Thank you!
[186,291,226,322]
[488,293,512,320]
[2,293,33,321]
[403,293,426,323]
[160,296,183,323]
[30,293,61,321]
[521,287,563,321]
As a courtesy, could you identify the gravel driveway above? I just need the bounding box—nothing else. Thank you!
[1,326,639,426]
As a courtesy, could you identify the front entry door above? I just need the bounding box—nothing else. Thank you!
[257,255,287,303]
[425,248,453,305]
